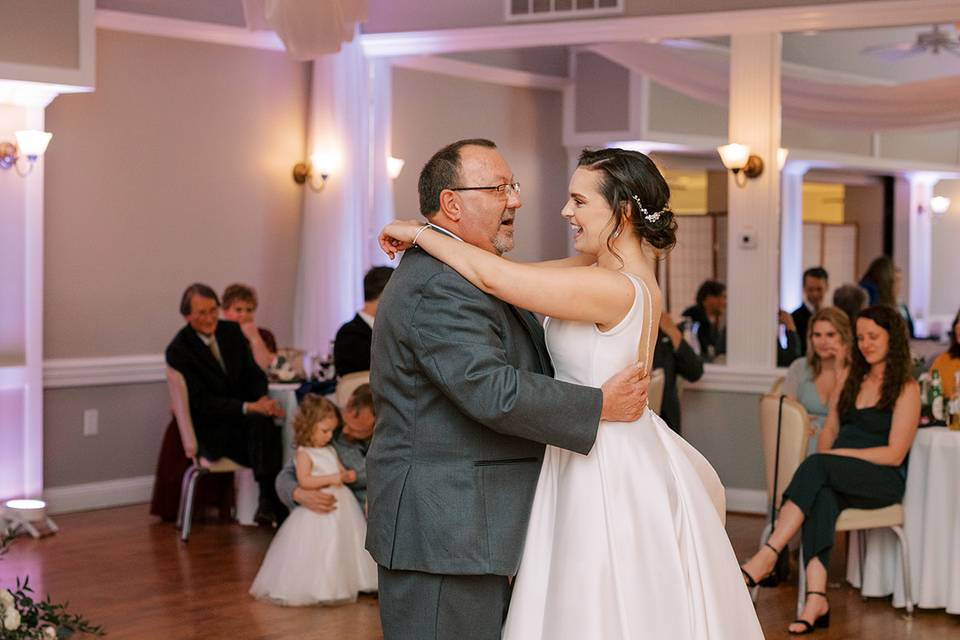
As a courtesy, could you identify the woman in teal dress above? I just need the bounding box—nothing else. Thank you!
[742,305,919,635]
[782,307,852,453]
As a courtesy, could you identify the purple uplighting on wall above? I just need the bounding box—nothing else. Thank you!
[0,387,27,500]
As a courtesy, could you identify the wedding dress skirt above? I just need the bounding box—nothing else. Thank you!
[502,274,763,639]
[249,446,377,606]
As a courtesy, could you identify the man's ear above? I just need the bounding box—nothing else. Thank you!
[438,189,462,223]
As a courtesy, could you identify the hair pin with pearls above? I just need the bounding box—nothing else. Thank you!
[632,194,665,223]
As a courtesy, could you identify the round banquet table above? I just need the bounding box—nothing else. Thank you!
[846,427,960,614]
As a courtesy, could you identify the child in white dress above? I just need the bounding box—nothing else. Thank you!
[250,394,378,605]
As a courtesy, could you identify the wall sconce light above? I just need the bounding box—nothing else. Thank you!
[717,143,764,187]
[387,156,405,180]
[777,148,789,171]
[0,130,53,177]
[293,150,339,192]
[930,195,951,216]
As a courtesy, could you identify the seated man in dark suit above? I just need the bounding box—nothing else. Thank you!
[333,266,394,377]
[165,283,286,525]
[791,267,828,356]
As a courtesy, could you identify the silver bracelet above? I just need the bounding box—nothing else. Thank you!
[412,224,431,246]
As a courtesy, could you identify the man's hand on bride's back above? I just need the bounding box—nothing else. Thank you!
[379,219,425,260]
[599,362,649,423]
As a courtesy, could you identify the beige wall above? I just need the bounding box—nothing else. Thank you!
[683,389,765,491]
[391,67,569,263]
[843,184,885,279]
[0,0,79,69]
[44,30,309,359]
[931,179,960,319]
[574,53,630,134]
[41,30,309,488]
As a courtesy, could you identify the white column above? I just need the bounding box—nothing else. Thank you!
[904,173,938,337]
[367,58,396,269]
[780,164,808,312]
[293,41,371,357]
[725,33,782,368]
[0,93,53,501]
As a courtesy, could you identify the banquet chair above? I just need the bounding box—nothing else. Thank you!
[649,368,666,416]
[167,366,253,542]
[754,393,812,602]
[769,376,785,395]
[797,505,914,619]
[335,370,370,408]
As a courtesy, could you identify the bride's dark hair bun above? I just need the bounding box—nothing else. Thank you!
[577,148,677,253]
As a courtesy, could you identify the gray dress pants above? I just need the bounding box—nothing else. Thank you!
[378,566,512,640]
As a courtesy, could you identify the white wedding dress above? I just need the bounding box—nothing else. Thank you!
[502,273,764,639]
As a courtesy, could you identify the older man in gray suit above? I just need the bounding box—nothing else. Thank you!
[366,139,649,639]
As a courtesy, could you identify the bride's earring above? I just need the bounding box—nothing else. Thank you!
[613,228,622,238]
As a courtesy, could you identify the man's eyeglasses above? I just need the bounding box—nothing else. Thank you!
[450,182,520,197]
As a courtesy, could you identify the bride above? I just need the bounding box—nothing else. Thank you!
[379,147,763,639]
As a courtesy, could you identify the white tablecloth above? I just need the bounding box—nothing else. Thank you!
[846,427,960,614]
[268,383,301,466]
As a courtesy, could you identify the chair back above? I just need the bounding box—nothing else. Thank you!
[649,368,666,415]
[336,370,371,408]
[758,393,811,511]
[166,366,198,460]
[769,376,785,395]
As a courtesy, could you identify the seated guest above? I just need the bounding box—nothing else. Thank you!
[334,266,394,377]
[166,283,286,525]
[682,280,726,362]
[653,312,704,435]
[893,267,916,339]
[929,307,960,398]
[832,283,868,329]
[783,307,852,452]
[276,384,375,512]
[222,283,277,372]
[792,267,829,355]
[740,305,919,635]
[859,256,896,307]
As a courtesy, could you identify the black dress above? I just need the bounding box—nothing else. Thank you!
[782,407,906,568]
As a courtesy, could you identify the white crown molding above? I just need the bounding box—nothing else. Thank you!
[43,475,154,515]
[95,9,285,51]
[392,55,570,91]
[360,1,960,57]
[685,364,785,394]
[43,354,166,389]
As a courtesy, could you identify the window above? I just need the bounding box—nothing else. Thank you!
[506,0,624,22]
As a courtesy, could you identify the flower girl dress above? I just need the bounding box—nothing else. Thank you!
[250,446,377,605]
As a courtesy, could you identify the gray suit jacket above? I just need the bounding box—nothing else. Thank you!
[365,246,602,576]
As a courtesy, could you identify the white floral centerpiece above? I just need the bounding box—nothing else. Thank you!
[0,529,104,639]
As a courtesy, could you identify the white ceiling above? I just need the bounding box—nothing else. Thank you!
[95,2,960,84]
[782,23,960,82]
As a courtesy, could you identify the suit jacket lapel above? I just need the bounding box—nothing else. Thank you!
[507,305,552,376]
[189,330,228,379]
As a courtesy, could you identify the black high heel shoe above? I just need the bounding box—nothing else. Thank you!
[789,591,831,635]
[741,542,782,588]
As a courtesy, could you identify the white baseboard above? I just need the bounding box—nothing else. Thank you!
[725,487,767,515]
[43,475,154,515]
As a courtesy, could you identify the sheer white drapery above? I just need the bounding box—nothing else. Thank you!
[292,43,396,356]
[243,0,368,59]
[293,42,366,357]
[588,42,960,131]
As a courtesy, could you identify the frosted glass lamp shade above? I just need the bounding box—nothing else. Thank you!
[930,196,951,215]
[14,130,52,159]
[717,143,750,170]
[387,156,405,179]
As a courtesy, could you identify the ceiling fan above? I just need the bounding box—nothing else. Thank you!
[861,24,960,61]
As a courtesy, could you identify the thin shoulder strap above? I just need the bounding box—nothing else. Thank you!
[621,272,656,373]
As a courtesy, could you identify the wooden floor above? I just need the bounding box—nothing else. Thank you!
[1,505,958,639]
